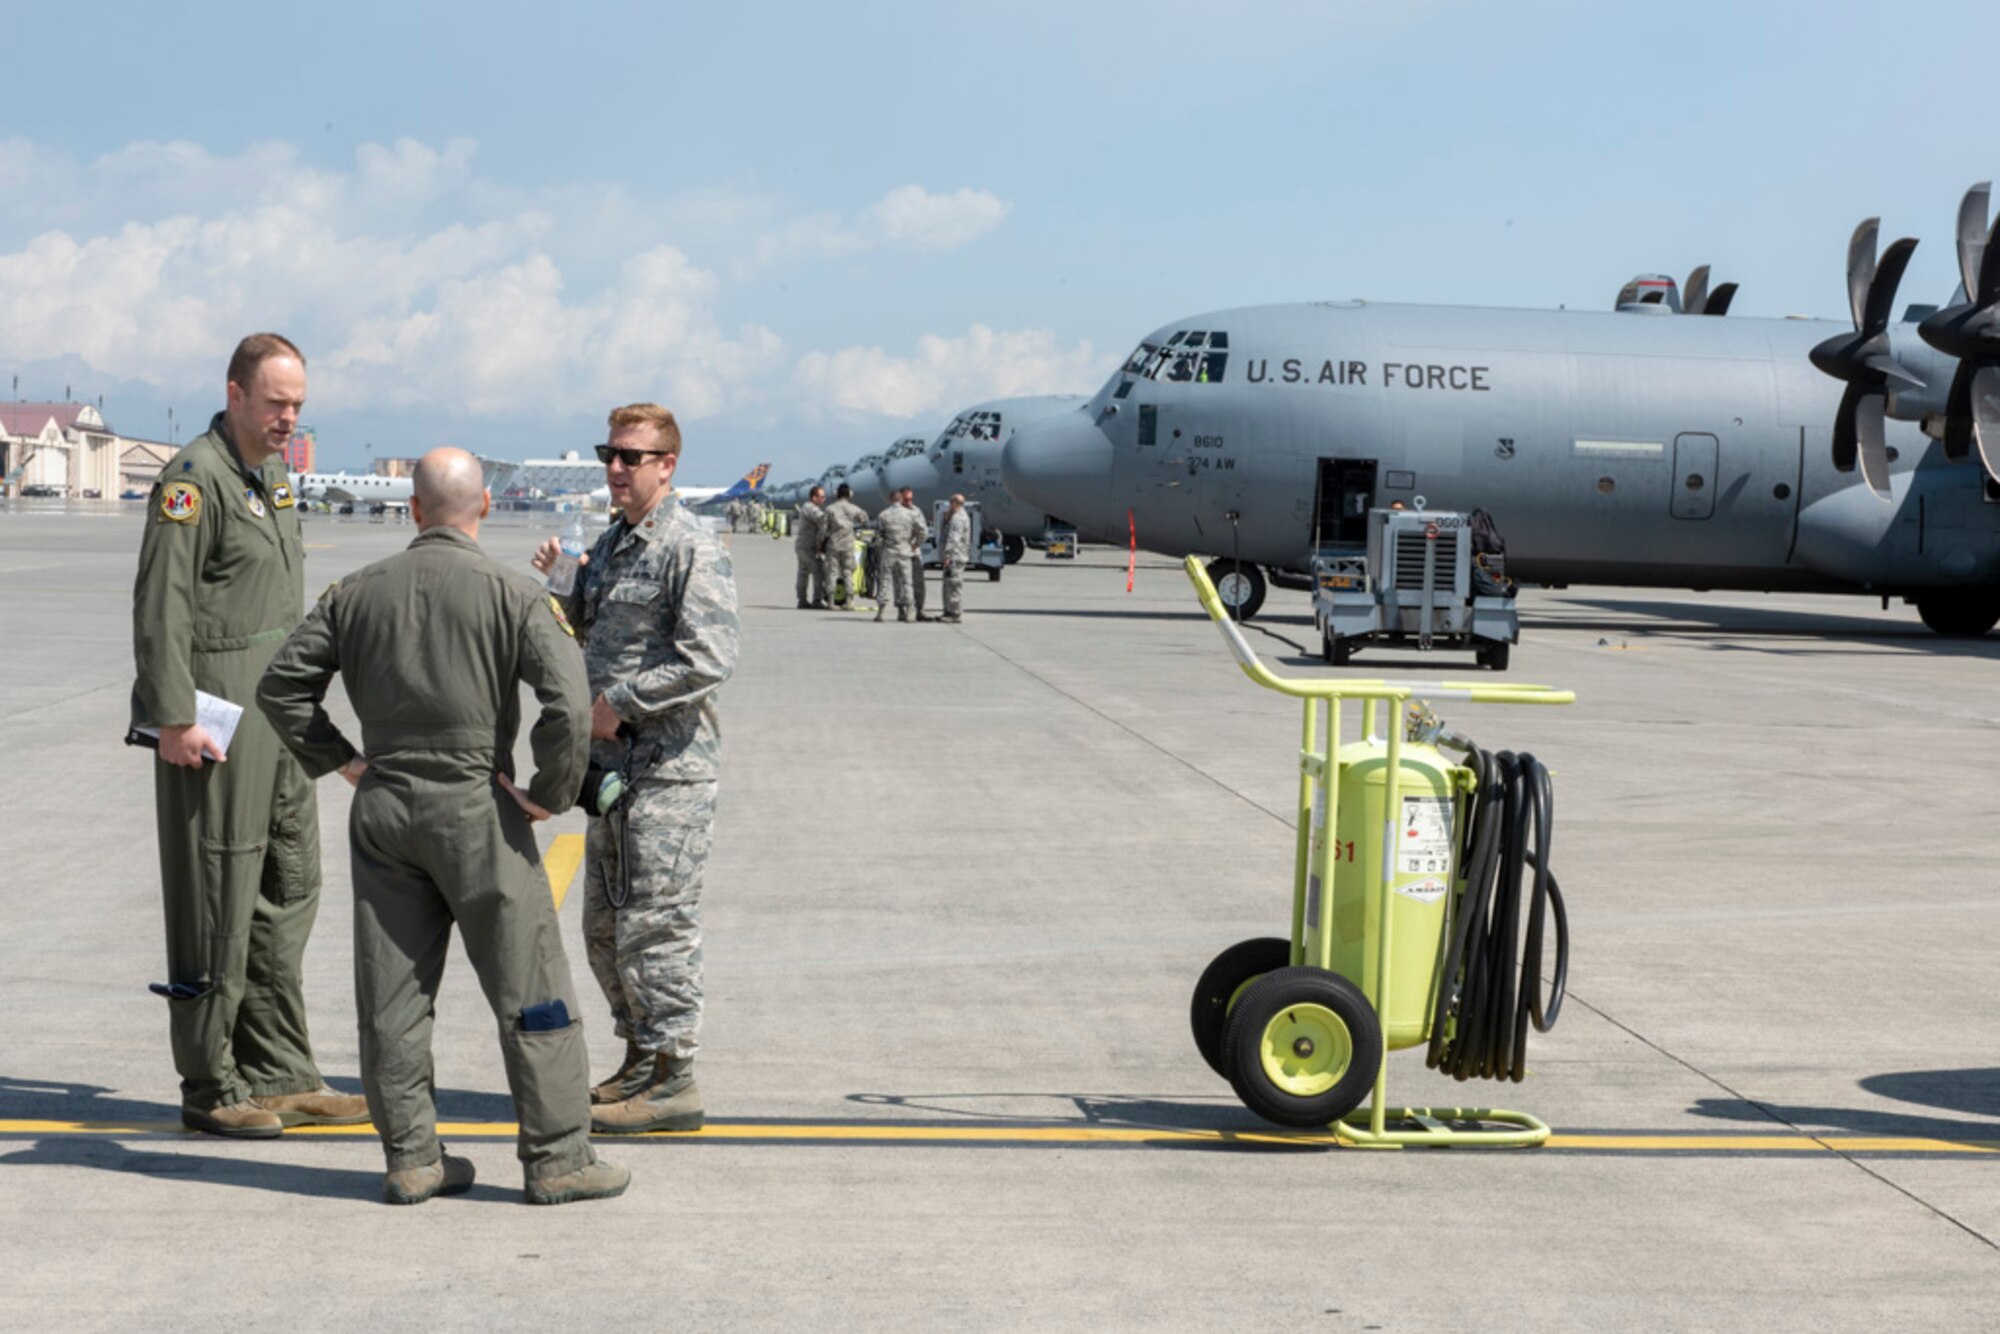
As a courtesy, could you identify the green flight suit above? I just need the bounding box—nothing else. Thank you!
[131,415,325,1112]
[257,526,597,1181]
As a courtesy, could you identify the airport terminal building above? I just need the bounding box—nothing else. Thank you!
[0,402,177,498]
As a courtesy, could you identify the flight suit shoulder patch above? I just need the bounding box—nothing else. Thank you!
[548,595,576,637]
[158,480,201,524]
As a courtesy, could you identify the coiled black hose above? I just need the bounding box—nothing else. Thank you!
[1424,746,1568,1082]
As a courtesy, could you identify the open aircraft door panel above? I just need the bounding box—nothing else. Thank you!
[1671,433,1718,520]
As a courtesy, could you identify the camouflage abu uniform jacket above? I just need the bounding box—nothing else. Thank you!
[562,493,740,780]
[942,508,972,564]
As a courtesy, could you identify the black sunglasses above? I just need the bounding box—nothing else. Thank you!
[595,444,672,467]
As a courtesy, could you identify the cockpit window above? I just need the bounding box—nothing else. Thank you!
[1120,330,1230,384]
[931,411,1003,454]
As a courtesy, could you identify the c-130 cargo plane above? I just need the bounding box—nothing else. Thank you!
[1001,182,2000,636]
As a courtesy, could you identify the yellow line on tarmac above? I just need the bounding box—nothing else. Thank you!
[544,833,585,911]
[2,1119,1996,1154]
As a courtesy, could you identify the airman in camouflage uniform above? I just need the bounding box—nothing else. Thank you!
[259,448,628,1206]
[540,404,739,1134]
[822,484,870,609]
[872,496,928,622]
[794,487,827,608]
[941,493,972,623]
[130,333,367,1140]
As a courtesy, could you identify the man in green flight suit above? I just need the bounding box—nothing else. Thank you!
[131,333,368,1138]
[258,448,629,1206]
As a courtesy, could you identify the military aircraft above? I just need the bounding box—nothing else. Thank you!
[1001,183,2000,635]
[845,453,893,512]
[885,396,1085,563]
[858,435,931,511]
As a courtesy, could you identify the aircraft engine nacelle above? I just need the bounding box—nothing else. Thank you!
[1883,330,1961,425]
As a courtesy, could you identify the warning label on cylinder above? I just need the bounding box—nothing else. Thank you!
[1396,875,1449,904]
[1398,795,1452,876]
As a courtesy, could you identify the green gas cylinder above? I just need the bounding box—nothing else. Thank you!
[1329,740,1462,1050]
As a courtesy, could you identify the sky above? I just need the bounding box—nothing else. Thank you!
[4,0,1998,483]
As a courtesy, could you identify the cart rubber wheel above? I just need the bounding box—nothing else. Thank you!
[1323,628,1354,666]
[1477,639,1510,672]
[1189,937,1293,1078]
[1222,966,1383,1128]
[1206,558,1266,620]
[1003,534,1026,565]
[986,565,1001,582]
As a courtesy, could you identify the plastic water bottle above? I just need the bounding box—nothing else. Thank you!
[545,514,586,596]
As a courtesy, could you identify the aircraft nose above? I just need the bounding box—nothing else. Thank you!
[1001,407,1113,530]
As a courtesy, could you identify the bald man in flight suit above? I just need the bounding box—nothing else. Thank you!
[259,448,630,1206]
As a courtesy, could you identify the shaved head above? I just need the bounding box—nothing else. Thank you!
[412,447,489,532]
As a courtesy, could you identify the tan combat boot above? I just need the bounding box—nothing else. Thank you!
[589,1041,653,1105]
[181,1099,282,1139]
[252,1086,371,1126]
[590,1055,703,1134]
[525,1155,632,1206]
[384,1152,476,1205]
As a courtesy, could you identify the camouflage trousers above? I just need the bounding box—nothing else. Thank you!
[942,560,964,618]
[875,547,914,611]
[584,778,717,1062]
[795,548,825,604]
[826,545,858,606]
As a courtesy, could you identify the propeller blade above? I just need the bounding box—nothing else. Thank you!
[1955,181,1992,303]
[1832,382,1864,472]
[1980,209,2000,308]
[1863,236,1919,335]
[1855,391,1893,500]
[1684,265,1711,316]
[1847,218,1880,331]
[1706,282,1739,316]
[1862,351,1925,389]
[1974,364,2000,486]
[1943,361,1975,460]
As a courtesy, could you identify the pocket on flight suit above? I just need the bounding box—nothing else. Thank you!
[197,840,260,984]
[264,789,322,906]
[505,1018,587,1124]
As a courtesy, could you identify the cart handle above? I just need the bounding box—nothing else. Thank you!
[1184,556,1575,705]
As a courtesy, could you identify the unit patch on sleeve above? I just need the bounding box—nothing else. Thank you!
[158,481,201,524]
[548,595,576,638]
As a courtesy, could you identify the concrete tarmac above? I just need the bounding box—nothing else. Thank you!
[2,503,1997,1329]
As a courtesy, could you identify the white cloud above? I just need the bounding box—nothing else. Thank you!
[753,184,1010,268]
[0,137,781,419]
[0,137,1023,435]
[863,185,1009,251]
[794,325,1106,418]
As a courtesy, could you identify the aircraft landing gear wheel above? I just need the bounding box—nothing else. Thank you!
[1002,535,1026,565]
[1916,592,2000,637]
[1323,628,1354,666]
[1190,937,1292,1078]
[1206,559,1266,620]
[1222,966,1382,1128]
[1477,639,1511,671]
